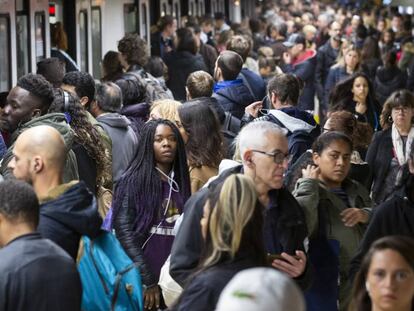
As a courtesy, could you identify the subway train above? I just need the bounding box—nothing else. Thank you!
[0,0,256,93]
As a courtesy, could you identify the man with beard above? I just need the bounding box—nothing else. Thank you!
[0,74,78,181]
[315,21,342,112]
[8,125,102,259]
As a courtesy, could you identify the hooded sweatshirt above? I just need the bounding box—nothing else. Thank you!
[38,180,102,259]
[96,113,138,183]
[0,113,79,181]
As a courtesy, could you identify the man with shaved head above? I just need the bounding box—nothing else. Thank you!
[170,121,310,289]
[8,125,102,259]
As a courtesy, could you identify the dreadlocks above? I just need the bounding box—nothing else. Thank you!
[49,88,109,188]
[111,119,191,234]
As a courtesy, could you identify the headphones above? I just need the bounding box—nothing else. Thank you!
[63,90,72,123]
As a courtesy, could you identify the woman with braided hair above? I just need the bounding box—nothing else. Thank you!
[111,119,191,310]
[49,88,110,194]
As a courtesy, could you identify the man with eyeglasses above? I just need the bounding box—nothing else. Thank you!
[169,121,310,290]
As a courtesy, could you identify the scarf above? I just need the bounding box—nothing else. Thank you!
[213,79,243,93]
[392,123,414,165]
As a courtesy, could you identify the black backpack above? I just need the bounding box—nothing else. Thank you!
[123,70,173,103]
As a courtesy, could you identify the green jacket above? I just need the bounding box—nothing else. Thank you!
[1,113,79,182]
[293,178,372,310]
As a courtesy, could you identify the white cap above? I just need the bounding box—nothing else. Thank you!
[216,268,305,311]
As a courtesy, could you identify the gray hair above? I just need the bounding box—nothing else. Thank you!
[95,82,123,112]
[238,121,286,159]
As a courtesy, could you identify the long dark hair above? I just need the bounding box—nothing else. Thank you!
[349,236,414,311]
[178,101,223,168]
[111,119,191,233]
[49,88,109,188]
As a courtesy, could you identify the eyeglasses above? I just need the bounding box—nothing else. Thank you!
[251,150,292,165]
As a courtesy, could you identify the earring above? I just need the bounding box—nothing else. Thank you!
[388,115,393,123]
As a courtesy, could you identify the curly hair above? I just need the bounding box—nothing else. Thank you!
[17,73,54,114]
[380,89,414,129]
[49,89,109,188]
[62,71,96,107]
[118,33,149,67]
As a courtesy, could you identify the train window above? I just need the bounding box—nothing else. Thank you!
[79,10,88,71]
[0,16,11,92]
[140,3,148,41]
[16,0,30,78]
[162,3,167,16]
[34,12,46,63]
[91,7,102,79]
[124,4,137,34]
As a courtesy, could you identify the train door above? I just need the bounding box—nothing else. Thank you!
[172,0,180,26]
[138,0,150,44]
[30,0,49,70]
[0,1,15,92]
[159,0,171,16]
[188,0,195,15]
[198,0,205,16]
[76,0,91,72]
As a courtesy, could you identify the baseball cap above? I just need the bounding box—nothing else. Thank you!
[283,33,306,48]
[216,268,305,311]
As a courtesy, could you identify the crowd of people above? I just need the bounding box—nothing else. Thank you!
[2,0,414,310]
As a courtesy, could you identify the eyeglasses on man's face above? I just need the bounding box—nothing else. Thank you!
[251,149,292,165]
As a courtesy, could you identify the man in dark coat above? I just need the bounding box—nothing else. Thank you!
[315,21,342,109]
[8,125,102,259]
[150,15,176,59]
[164,27,208,100]
[170,121,311,290]
[281,34,317,112]
[0,180,82,311]
[212,51,255,119]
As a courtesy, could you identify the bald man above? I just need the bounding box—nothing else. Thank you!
[8,125,102,259]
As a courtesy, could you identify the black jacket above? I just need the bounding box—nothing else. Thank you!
[361,58,383,83]
[213,81,256,120]
[315,40,339,102]
[72,142,97,195]
[349,183,414,280]
[0,233,82,311]
[374,66,406,106]
[239,68,266,101]
[169,165,310,289]
[171,256,261,311]
[164,51,208,101]
[113,195,157,287]
[281,50,317,111]
[365,128,393,205]
[38,181,102,259]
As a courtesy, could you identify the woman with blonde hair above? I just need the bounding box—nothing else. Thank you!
[170,174,266,311]
[324,44,361,105]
